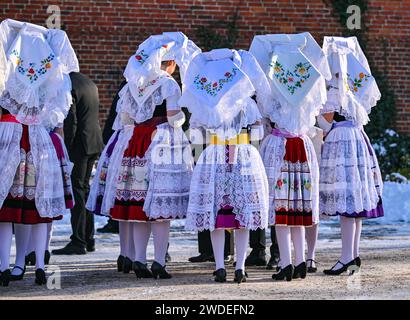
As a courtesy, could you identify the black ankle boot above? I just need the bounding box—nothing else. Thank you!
[233,269,247,284]
[293,262,307,279]
[123,257,133,274]
[151,261,172,279]
[117,255,125,272]
[272,264,293,281]
[323,259,357,276]
[133,261,153,279]
[35,269,47,285]
[213,268,227,283]
[0,269,11,287]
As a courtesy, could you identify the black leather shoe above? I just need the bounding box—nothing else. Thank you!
[293,262,307,279]
[188,253,214,263]
[86,244,95,253]
[25,251,36,266]
[266,256,279,270]
[97,220,119,234]
[234,269,247,284]
[123,257,133,274]
[133,261,153,279]
[10,266,26,281]
[355,256,362,268]
[306,259,317,273]
[117,255,125,272]
[245,252,267,267]
[323,259,357,276]
[214,268,227,283]
[0,269,11,287]
[52,243,86,255]
[35,269,46,285]
[272,264,293,281]
[151,261,172,279]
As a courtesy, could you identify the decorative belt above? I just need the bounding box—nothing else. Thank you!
[271,128,301,139]
[210,133,250,145]
[0,114,20,123]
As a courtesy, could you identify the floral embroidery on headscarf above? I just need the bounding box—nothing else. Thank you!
[271,61,312,95]
[193,67,238,97]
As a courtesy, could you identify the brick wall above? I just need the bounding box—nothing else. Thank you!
[2,0,409,134]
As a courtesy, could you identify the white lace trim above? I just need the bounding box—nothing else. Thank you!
[185,144,269,231]
[319,126,381,215]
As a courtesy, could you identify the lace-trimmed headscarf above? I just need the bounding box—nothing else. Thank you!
[0,19,79,129]
[116,32,200,125]
[322,36,381,126]
[179,48,272,139]
[250,32,331,134]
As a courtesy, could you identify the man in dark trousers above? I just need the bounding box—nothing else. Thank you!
[246,227,280,269]
[53,72,104,255]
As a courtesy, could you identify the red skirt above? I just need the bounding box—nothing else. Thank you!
[110,117,166,222]
[0,123,71,224]
[274,137,313,226]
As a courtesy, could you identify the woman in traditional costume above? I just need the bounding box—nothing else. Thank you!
[0,19,76,286]
[182,48,271,283]
[86,32,199,279]
[318,36,383,275]
[250,33,331,281]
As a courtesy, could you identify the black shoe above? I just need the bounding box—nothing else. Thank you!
[25,251,36,266]
[0,269,11,287]
[35,269,46,285]
[44,250,51,265]
[117,255,125,272]
[214,268,227,283]
[272,264,293,281]
[10,266,26,281]
[151,261,172,279]
[266,256,279,270]
[355,256,362,268]
[133,261,153,279]
[97,221,119,234]
[293,262,307,279]
[165,252,171,263]
[188,253,214,263]
[123,257,133,274]
[86,244,95,253]
[234,269,247,284]
[323,259,357,276]
[245,253,267,267]
[52,243,86,255]
[306,259,317,273]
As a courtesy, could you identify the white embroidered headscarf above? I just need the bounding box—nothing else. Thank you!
[116,32,200,126]
[250,32,331,134]
[0,19,79,129]
[322,36,381,126]
[179,48,271,139]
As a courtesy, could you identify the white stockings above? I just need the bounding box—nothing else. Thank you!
[276,225,306,267]
[0,223,13,272]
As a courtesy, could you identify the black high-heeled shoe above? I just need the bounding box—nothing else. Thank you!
[35,269,47,285]
[10,266,26,281]
[323,259,357,276]
[213,268,227,283]
[0,269,11,287]
[355,256,361,268]
[151,261,172,279]
[272,264,293,281]
[293,262,307,279]
[133,261,153,279]
[117,255,125,272]
[25,251,36,266]
[123,257,133,274]
[306,259,317,273]
[233,269,247,284]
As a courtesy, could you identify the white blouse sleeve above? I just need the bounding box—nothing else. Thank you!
[161,77,181,111]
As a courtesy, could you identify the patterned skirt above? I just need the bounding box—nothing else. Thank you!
[0,117,73,224]
[87,117,192,222]
[319,122,384,218]
[260,130,319,227]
